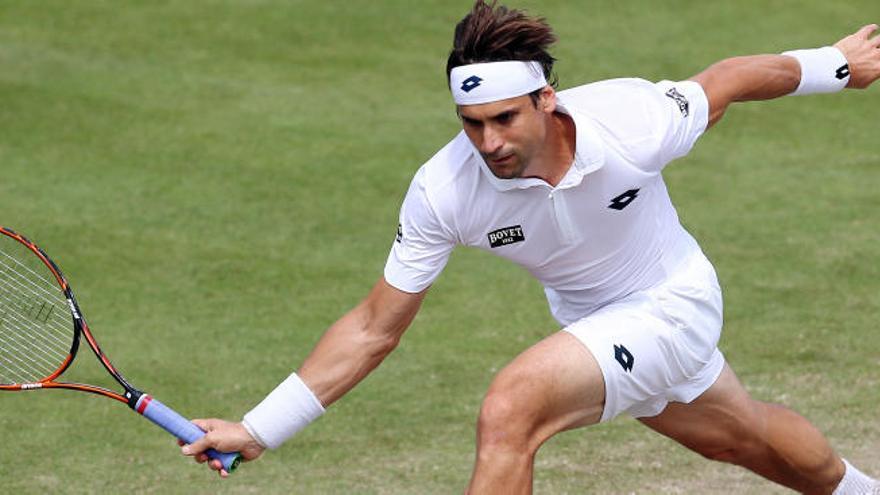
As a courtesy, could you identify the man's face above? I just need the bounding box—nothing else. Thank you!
[458,90,554,179]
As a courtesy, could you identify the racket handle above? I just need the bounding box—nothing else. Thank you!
[134,394,242,472]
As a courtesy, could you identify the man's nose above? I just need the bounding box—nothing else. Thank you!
[480,126,503,155]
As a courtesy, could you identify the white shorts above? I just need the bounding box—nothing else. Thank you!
[563,252,725,422]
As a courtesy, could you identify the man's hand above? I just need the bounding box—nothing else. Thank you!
[834,24,880,89]
[180,419,266,478]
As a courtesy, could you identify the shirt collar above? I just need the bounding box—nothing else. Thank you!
[470,95,605,192]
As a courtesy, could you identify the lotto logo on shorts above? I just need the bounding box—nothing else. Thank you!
[487,225,525,248]
[614,344,634,372]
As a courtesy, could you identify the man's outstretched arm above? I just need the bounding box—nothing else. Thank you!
[298,277,426,405]
[692,24,880,128]
[181,277,427,475]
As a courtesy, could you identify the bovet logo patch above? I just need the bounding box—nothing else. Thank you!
[487,225,525,248]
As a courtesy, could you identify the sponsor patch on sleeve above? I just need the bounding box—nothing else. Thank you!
[664,87,689,117]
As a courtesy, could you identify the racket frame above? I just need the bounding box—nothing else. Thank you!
[0,226,240,471]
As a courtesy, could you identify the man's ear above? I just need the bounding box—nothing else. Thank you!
[538,85,557,113]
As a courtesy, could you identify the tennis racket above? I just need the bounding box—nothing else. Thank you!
[0,226,241,472]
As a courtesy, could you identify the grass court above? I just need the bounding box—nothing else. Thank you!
[1,1,878,493]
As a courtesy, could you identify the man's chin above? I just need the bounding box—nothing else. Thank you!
[488,167,520,180]
[486,161,524,180]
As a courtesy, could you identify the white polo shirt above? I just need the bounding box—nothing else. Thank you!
[384,78,710,326]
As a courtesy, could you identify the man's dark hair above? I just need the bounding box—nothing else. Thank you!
[446,0,558,91]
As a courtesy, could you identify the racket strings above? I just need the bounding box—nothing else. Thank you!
[0,296,71,383]
[0,303,68,372]
[0,254,73,345]
[0,247,73,385]
[0,258,73,341]
[0,291,71,383]
[0,267,72,345]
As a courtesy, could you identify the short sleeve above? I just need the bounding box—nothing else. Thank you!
[651,80,709,166]
[383,168,456,293]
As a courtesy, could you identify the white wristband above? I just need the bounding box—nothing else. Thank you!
[242,372,325,449]
[782,46,850,95]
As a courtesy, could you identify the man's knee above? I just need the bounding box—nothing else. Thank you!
[475,332,605,457]
[476,378,541,453]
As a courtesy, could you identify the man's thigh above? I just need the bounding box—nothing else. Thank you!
[637,363,758,451]
[481,331,606,441]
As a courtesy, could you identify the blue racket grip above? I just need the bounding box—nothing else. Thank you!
[134,394,242,472]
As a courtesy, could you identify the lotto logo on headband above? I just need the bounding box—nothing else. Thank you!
[460,75,483,93]
[450,61,547,105]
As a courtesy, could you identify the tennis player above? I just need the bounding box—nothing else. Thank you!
[184,2,880,492]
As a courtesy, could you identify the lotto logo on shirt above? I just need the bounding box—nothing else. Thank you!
[487,225,525,248]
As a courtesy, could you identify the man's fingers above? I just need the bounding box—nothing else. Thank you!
[178,418,260,475]
[181,433,213,457]
[856,24,879,39]
[190,418,212,431]
[180,418,216,455]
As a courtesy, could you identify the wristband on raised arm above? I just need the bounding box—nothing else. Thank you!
[782,46,850,95]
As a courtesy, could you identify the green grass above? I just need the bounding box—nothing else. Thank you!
[1,1,879,493]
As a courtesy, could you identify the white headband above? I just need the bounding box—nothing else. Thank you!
[449,61,548,105]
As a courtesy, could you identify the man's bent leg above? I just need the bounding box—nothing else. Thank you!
[466,331,605,495]
[639,363,845,494]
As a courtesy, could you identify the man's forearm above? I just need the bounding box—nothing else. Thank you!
[693,25,880,129]
[298,277,425,406]
[298,303,406,407]
[242,279,424,449]
[690,54,801,127]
